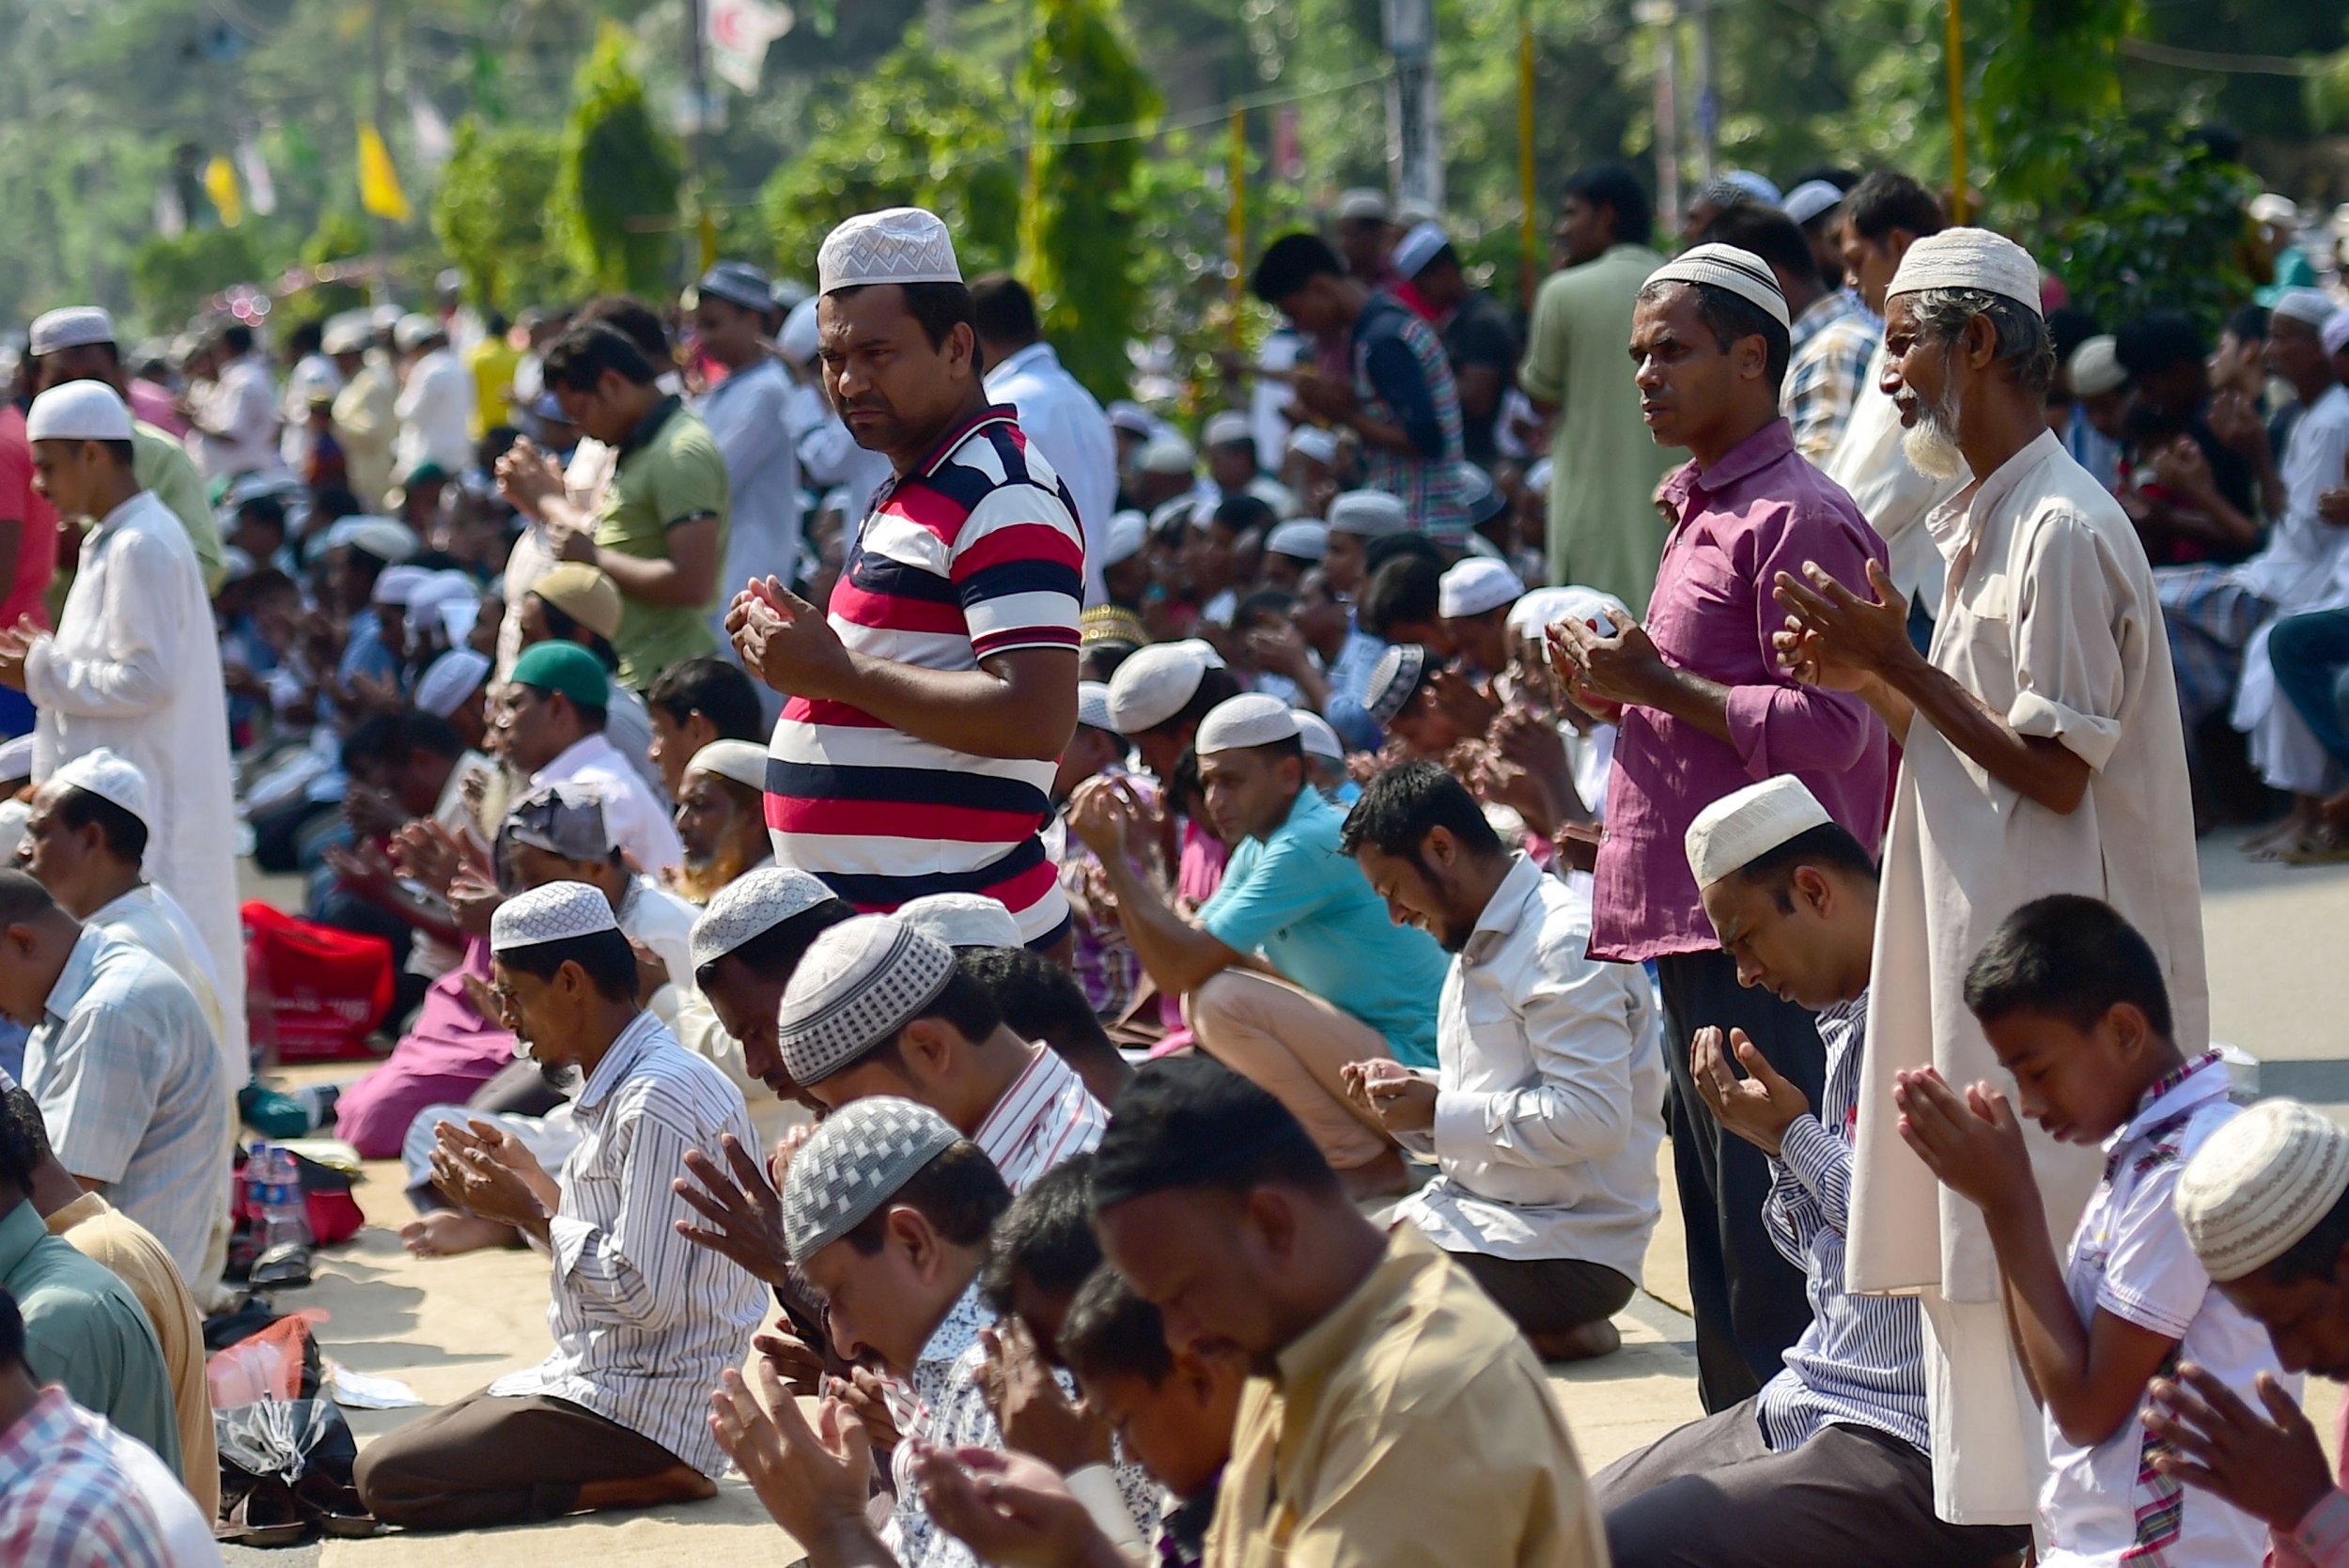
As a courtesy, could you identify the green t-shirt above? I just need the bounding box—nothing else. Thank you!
[599,397,730,689]
[0,1200,181,1473]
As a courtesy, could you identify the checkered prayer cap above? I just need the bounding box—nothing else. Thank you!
[491,880,618,952]
[776,915,957,1085]
[782,1095,963,1263]
[688,866,837,973]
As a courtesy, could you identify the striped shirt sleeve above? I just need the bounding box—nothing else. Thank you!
[547,1082,709,1334]
[949,486,1083,660]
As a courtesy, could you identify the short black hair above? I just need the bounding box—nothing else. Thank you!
[646,657,765,740]
[1842,172,1948,244]
[342,711,465,778]
[2266,1186,2349,1287]
[1358,554,1442,640]
[0,870,55,926]
[1251,233,1346,307]
[288,319,324,356]
[699,898,856,989]
[2115,310,2209,380]
[235,494,288,536]
[1734,820,1877,908]
[957,946,1116,1062]
[908,964,1004,1043]
[1651,278,1792,394]
[0,1288,22,1372]
[971,274,1041,347]
[0,1080,37,1194]
[2224,304,2270,345]
[2046,305,2101,372]
[1142,665,1243,740]
[1561,163,1654,247]
[1962,893,2173,1038]
[2,1087,50,1165]
[842,1140,1012,1255]
[1700,206,1822,292]
[1234,588,1297,632]
[53,784,148,864]
[221,323,255,357]
[1213,494,1277,538]
[574,295,672,364]
[497,926,640,1002]
[1362,531,1443,579]
[543,321,658,393]
[980,1154,1101,1314]
[1091,1055,1337,1209]
[1058,1265,1174,1385]
[830,281,979,355]
[1340,760,1502,866]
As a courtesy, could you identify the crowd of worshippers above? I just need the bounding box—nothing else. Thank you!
[9,154,2349,1568]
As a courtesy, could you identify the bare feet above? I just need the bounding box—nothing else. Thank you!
[572,1463,720,1514]
[1339,1148,1410,1203]
[398,1212,521,1258]
[1528,1318,1622,1364]
[2243,805,2316,859]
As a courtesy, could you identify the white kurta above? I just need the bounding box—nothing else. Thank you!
[2230,384,2349,795]
[1846,430,2207,1524]
[1823,345,1968,613]
[27,491,244,1094]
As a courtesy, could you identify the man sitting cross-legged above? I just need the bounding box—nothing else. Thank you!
[1593,776,2029,1568]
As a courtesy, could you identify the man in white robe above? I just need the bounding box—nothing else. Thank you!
[1772,229,2207,1526]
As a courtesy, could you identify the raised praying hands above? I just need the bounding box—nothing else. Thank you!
[0,613,42,691]
[708,1366,880,1559]
[2145,1362,2336,1531]
[978,1320,1111,1473]
[428,1118,554,1237]
[1689,1027,1810,1158]
[492,436,565,516]
[673,1132,792,1287]
[728,574,853,698]
[1892,1068,2036,1216]
[1771,557,1912,693]
[912,1443,1118,1568]
[1542,614,1641,720]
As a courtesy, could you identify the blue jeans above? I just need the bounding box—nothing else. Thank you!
[2268,609,2349,774]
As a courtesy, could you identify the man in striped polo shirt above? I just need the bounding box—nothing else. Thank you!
[727,208,1082,952]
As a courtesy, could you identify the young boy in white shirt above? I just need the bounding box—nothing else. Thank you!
[1897,893,2293,1566]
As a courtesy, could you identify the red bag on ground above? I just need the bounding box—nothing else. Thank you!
[242,902,394,1063]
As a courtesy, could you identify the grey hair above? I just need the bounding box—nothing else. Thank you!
[1906,287,2055,397]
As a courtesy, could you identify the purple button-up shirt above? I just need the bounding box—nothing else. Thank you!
[1590,418,1892,961]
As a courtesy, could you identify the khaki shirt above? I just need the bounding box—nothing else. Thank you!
[599,396,729,689]
[1206,1228,1605,1568]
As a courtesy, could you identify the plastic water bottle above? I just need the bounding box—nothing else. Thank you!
[246,1142,311,1252]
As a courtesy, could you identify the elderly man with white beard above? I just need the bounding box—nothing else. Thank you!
[1771,227,2206,1530]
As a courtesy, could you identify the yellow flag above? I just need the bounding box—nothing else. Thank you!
[358,124,411,223]
[203,153,241,228]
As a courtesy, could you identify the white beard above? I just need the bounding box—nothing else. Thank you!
[1900,380,1968,482]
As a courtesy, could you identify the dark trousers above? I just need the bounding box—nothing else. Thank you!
[354,1390,687,1530]
[1654,949,1823,1412]
[1452,1250,1635,1337]
[1595,1397,2029,1568]
[2269,608,2349,774]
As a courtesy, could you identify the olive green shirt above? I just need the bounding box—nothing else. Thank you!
[0,1198,180,1474]
[131,423,226,593]
[599,396,729,689]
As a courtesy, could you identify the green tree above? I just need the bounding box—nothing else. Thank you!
[552,23,682,298]
[433,116,566,312]
[2027,119,2256,333]
[1973,0,2138,218]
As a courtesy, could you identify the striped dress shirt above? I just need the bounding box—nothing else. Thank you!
[972,1044,1109,1195]
[1755,991,1929,1454]
[489,1011,766,1478]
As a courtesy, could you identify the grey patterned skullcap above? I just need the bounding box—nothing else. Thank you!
[818,208,962,296]
[688,866,838,973]
[782,1095,963,1263]
[1364,644,1430,725]
[2177,1098,2349,1282]
[490,880,618,953]
[1643,243,1791,330]
[27,306,116,357]
[776,915,958,1085]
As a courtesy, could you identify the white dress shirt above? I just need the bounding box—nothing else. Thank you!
[2228,384,2349,793]
[393,347,477,475]
[984,342,1118,607]
[535,732,685,877]
[696,356,801,641]
[87,881,243,1098]
[193,353,285,478]
[788,382,892,541]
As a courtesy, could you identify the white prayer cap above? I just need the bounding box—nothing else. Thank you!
[895,893,1024,952]
[1335,188,1391,223]
[1642,243,1790,330]
[321,313,371,355]
[1265,520,1328,562]
[2326,311,2349,361]
[415,648,491,720]
[1363,644,1429,724]
[393,313,443,352]
[370,304,402,333]
[2250,193,2299,228]
[1395,196,1440,228]
[2177,1098,2349,1282]
[1523,458,1553,495]
[218,548,256,585]
[818,207,963,296]
[1139,434,1196,475]
[490,880,620,952]
[1718,169,1781,206]
[1684,776,1833,889]
[1174,637,1226,670]
[780,297,822,366]
[2270,287,2338,331]
[1106,642,1209,734]
[1508,584,1629,640]
[50,747,151,831]
[1285,426,1340,465]
[1327,489,1410,538]
[1099,510,1148,569]
[781,1096,963,1263]
[1439,558,1525,619]
[1293,709,1344,764]
[1195,693,1301,755]
[24,380,132,443]
[1781,179,1844,227]
[325,514,420,564]
[689,866,839,972]
[0,735,32,784]
[1107,400,1157,439]
[1202,411,1253,449]
[1390,222,1449,279]
[0,801,27,868]
[371,563,432,607]
[27,306,117,357]
[1886,227,2044,318]
[1074,680,1120,736]
[2067,336,2127,398]
[776,915,958,1085]
[685,738,769,793]
[408,569,482,623]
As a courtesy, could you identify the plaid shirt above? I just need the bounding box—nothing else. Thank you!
[1781,292,1882,463]
[0,1387,175,1568]
[1352,292,1471,543]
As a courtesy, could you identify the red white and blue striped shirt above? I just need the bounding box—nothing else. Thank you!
[766,406,1083,945]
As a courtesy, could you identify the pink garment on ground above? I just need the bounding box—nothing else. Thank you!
[333,939,514,1157]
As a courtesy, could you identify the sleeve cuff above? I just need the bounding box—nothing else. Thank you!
[1066,1464,1148,1559]
[1429,1087,1487,1166]
[20,635,54,706]
[547,1213,594,1275]
[2008,690,2122,771]
[1776,1114,1843,1197]
[1722,682,1781,776]
[2293,1488,2349,1561]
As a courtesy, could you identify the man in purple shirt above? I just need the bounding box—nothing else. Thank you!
[1548,242,1890,1412]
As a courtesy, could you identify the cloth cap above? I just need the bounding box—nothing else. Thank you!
[25,380,133,443]
[0,735,34,784]
[1293,709,1343,764]
[685,738,769,793]
[1713,170,1782,207]
[2270,288,2338,331]
[1463,471,1508,528]
[1390,222,1449,279]
[491,879,619,952]
[781,1095,963,1263]
[509,639,611,711]
[325,515,420,565]
[1099,510,1148,569]
[690,867,839,973]
[372,563,432,607]
[1075,680,1120,737]
[818,208,962,295]
[2177,1098,2349,1281]
[1507,585,1629,639]
[50,747,151,832]
[1327,489,1410,538]
[1335,188,1391,223]
[0,800,26,869]
[895,893,1024,952]
[1195,693,1301,755]
[1080,604,1146,652]
[2326,311,2349,361]
[1364,644,1429,724]
[416,648,492,720]
[394,313,443,352]
[1108,400,1158,439]
[1685,776,1833,888]
[1202,411,1252,449]
[1782,179,1844,227]
[697,260,774,313]
[1285,426,1339,465]
[503,780,616,861]
[1106,642,1209,734]
[321,313,371,355]
[1886,227,2044,318]
[1265,519,1329,562]
[531,562,624,641]
[2067,337,2127,398]
[1139,434,1196,475]
[28,306,117,357]
[1174,637,1226,670]
[2250,193,2300,228]
[780,298,822,366]
[1439,558,1524,619]
[1643,244,1790,330]
[409,569,481,619]
[776,916,959,1085]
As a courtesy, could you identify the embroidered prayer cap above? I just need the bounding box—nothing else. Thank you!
[2326,311,2349,361]
[28,307,117,358]
[530,562,624,641]
[1781,179,1844,227]
[1195,694,1301,756]
[1886,227,2044,318]
[371,564,433,608]
[1202,411,1252,449]
[780,298,822,366]
[1335,188,1391,223]
[324,515,420,565]
[1438,558,1525,620]
[502,779,616,862]
[416,649,492,720]
[1327,489,1411,539]
[24,380,133,443]
[781,1095,963,1263]
[685,738,770,794]
[1642,244,1790,331]
[490,879,619,953]
[2270,287,2339,331]
[689,866,839,973]
[696,260,774,314]
[1080,604,1146,653]
[1139,434,1197,476]
[1265,520,1329,563]
[895,893,1024,953]
[818,208,963,296]
[1293,709,1344,765]
[1685,776,1833,889]
[1507,584,1630,640]
[1106,642,1210,735]
[0,735,33,784]
[1364,644,1430,725]
[2066,337,2127,399]
[776,915,958,1085]
[2179,1098,2349,1281]
[1285,426,1339,465]
[1075,680,1120,737]
[509,639,611,712]
[1099,511,1148,570]
[50,748,152,832]
[1390,222,1449,280]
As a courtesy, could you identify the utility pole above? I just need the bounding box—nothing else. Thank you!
[369,0,390,307]
[1383,0,1440,213]
[1635,0,1680,237]
[1690,0,1717,187]
[685,0,712,277]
